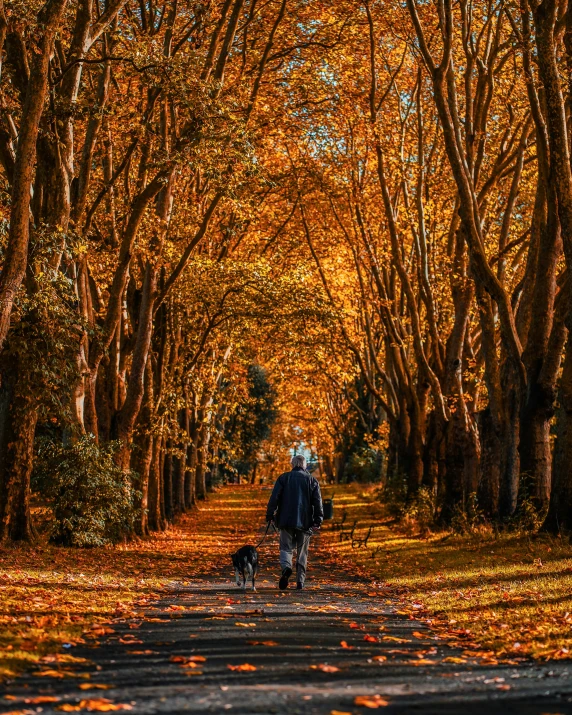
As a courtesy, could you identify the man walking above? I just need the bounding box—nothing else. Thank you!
[265,455,324,590]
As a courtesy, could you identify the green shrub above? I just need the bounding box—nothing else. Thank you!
[35,436,139,547]
[402,486,436,534]
[450,492,485,535]
[380,471,407,517]
[511,482,546,534]
[347,447,382,483]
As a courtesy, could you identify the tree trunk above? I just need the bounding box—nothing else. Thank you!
[477,408,502,519]
[133,358,154,536]
[184,408,197,508]
[172,412,186,515]
[0,0,68,352]
[148,434,165,532]
[250,461,258,485]
[163,443,173,522]
[195,423,207,500]
[116,263,156,470]
[405,403,424,499]
[498,379,521,519]
[519,382,555,509]
[544,337,572,532]
[0,359,38,541]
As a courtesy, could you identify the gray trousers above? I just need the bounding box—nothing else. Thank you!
[279,528,311,584]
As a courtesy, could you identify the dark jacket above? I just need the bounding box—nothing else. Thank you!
[265,467,323,530]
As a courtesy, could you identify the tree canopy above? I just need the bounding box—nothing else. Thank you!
[1,0,572,540]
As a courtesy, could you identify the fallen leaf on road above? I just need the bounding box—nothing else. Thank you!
[57,699,133,712]
[350,622,364,629]
[235,622,256,627]
[79,685,112,691]
[363,635,377,643]
[442,657,467,664]
[331,711,352,715]
[340,640,354,649]
[24,697,60,704]
[408,659,436,665]
[36,670,68,678]
[381,636,410,643]
[354,694,389,708]
[412,632,425,639]
[227,663,257,671]
[310,664,340,673]
[126,650,157,655]
[372,655,386,662]
[169,655,206,663]
[247,640,279,646]
[88,627,115,637]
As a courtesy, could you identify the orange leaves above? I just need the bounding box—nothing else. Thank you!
[78,685,112,691]
[371,655,386,662]
[57,698,132,712]
[340,640,354,650]
[349,622,364,630]
[227,663,257,672]
[35,669,70,678]
[24,697,60,704]
[247,640,279,646]
[234,622,256,627]
[310,663,340,673]
[88,627,115,638]
[363,634,378,643]
[118,636,143,645]
[354,694,389,708]
[169,655,206,671]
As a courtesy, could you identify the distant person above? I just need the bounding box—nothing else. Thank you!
[265,455,324,590]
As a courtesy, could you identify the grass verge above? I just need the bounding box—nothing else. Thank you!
[0,487,268,680]
[318,483,572,662]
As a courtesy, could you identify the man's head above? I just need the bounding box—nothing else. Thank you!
[291,454,307,471]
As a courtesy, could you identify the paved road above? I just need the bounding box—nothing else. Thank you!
[2,554,572,714]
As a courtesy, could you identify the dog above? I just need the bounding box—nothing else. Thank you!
[231,545,258,591]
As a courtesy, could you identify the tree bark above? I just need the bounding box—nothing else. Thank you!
[0,357,38,541]
[163,443,174,522]
[0,0,68,352]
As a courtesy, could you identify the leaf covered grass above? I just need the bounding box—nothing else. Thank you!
[321,484,572,661]
[0,487,268,680]
[4,482,572,680]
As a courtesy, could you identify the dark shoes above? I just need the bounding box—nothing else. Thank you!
[296,582,304,590]
[279,567,292,590]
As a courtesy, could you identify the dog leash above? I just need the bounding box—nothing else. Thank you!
[255,521,278,549]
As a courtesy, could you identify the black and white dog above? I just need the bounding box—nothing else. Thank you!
[231,545,258,591]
